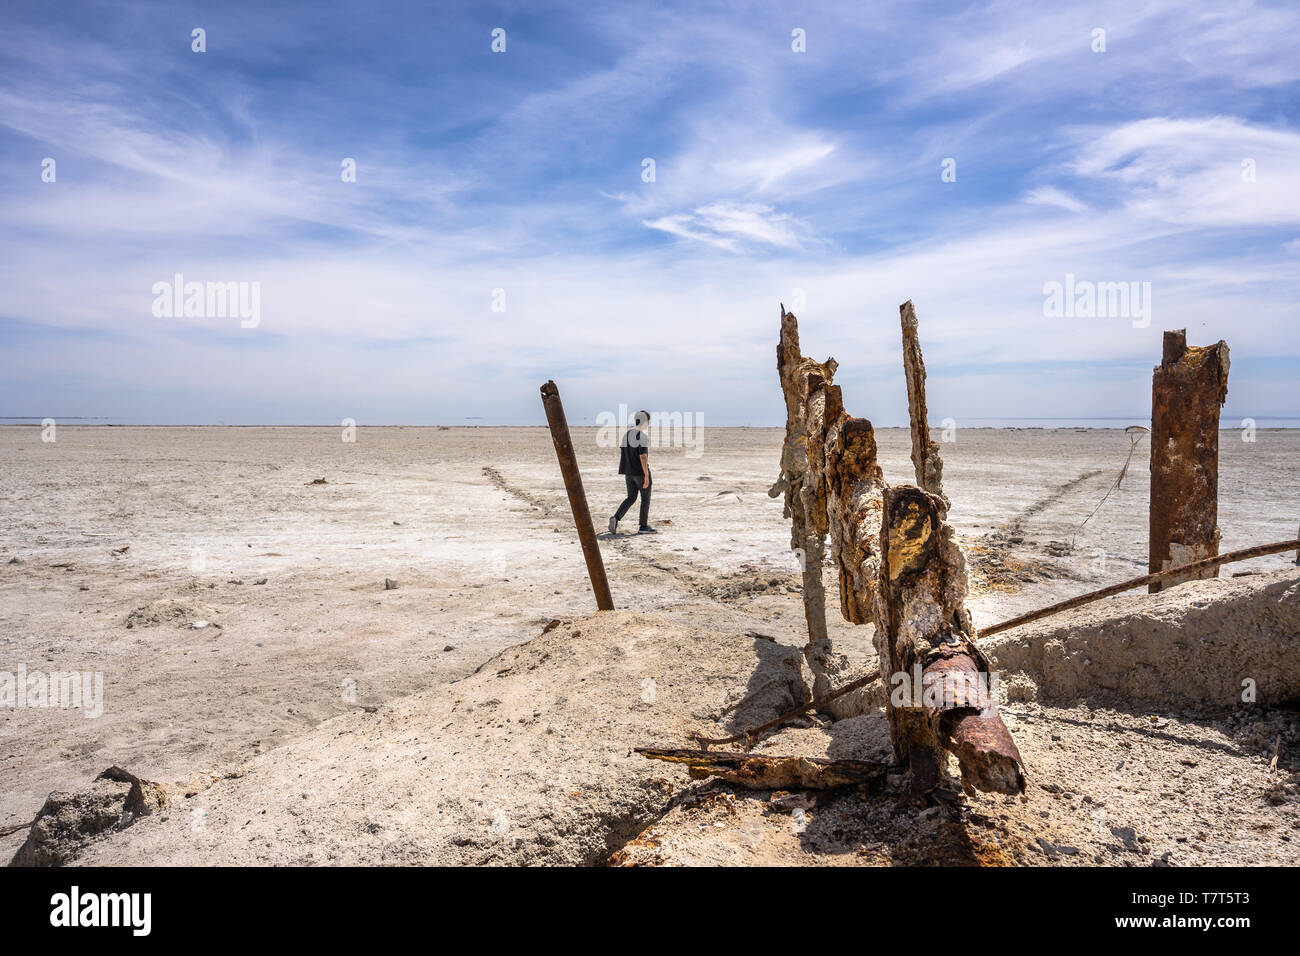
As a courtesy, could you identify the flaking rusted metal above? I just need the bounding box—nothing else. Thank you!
[877,487,1025,795]
[771,307,838,700]
[1148,330,1229,592]
[776,301,1026,794]
[900,301,947,506]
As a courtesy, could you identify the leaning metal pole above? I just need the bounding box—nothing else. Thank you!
[540,380,614,611]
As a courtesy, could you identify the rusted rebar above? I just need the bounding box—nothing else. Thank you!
[980,538,1300,638]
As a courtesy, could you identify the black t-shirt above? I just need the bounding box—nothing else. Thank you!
[618,428,648,476]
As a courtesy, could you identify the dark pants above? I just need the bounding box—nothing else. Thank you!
[615,472,651,528]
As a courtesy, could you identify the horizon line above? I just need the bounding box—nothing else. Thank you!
[3,418,1299,429]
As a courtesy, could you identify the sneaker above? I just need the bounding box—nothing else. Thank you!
[637,525,658,534]
[608,516,618,534]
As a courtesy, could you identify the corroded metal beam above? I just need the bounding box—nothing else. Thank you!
[876,485,1025,795]
[1148,330,1229,592]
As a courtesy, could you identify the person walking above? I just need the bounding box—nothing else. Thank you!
[609,409,656,534]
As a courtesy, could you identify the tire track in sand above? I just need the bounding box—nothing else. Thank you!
[479,466,785,604]
[970,468,1106,592]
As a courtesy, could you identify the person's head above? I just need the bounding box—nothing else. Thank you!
[634,409,650,429]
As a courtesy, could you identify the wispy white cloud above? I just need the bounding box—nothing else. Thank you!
[1070,116,1300,227]
[644,202,815,251]
[712,140,839,195]
[612,123,861,251]
[1024,186,1088,213]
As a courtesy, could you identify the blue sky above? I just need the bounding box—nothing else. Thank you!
[1,0,1298,425]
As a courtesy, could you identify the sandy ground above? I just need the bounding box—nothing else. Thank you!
[2,424,1298,863]
[56,585,1300,867]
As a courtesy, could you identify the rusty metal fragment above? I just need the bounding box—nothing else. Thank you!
[876,486,1025,795]
[635,748,887,789]
[1148,330,1229,592]
[823,401,885,627]
[899,301,946,505]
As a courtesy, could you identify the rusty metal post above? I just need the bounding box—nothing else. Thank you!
[899,301,946,505]
[770,307,838,700]
[1148,330,1229,592]
[539,380,614,611]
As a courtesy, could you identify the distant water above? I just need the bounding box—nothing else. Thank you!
[943,417,1300,429]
